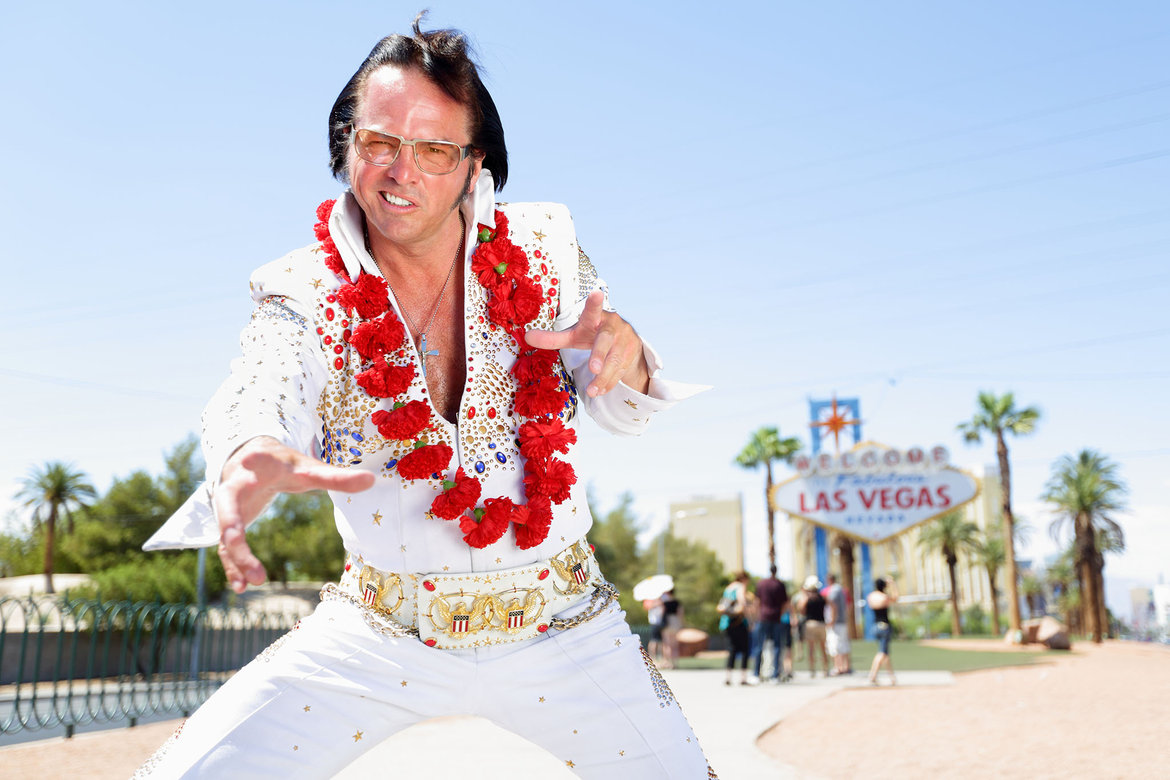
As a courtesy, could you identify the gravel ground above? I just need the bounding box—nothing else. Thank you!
[758,639,1170,779]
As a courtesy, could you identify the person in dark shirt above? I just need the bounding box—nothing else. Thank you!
[799,575,830,677]
[749,565,790,683]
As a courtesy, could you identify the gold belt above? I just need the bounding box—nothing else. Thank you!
[328,538,615,650]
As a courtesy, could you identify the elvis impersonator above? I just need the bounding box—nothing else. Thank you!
[138,16,714,779]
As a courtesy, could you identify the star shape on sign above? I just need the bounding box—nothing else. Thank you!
[809,395,862,453]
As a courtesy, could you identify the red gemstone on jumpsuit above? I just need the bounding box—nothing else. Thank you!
[423,580,435,592]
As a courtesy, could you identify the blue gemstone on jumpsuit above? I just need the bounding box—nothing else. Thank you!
[475,461,486,474]
[495,452,507,464]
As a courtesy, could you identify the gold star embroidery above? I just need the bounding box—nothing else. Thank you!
[353,730,363,742]
[533,229,547,241]
[303,705,311,712]
[281,376,289,382]
[311,278,323,289]
[565,761,575,768]
[442,565,450,571]
[346,497,352,504]
[619,750,625,756]
[285,266,294,273]
[572,729,578,735]
[400,680,408,687]
[496,557,502,564]
[624,399,638,409]
[539,697,546,703]
[372,510,382,526]
[614,639,622,647]
[400,545,407,552]
[293,745,298,751]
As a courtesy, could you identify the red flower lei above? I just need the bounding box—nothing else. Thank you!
[314,200,576,549]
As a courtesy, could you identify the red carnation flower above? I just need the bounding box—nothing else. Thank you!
[524,458,576,504]
[512,348,561,384]
[397,443,453,480]
[337,273,389,319]
[471,239,529,290]
[348,314,406,361]
[316,199,336,223]
[518,419,577,460]
[486,277,545,331]
[514,375,569,418]
[515,497,552,550]
[355,360,415,398]
[371,400,431,440]
[430,467,482,520]
[493,210,509,240]
[313,221,331,241]
[459,506,509,548]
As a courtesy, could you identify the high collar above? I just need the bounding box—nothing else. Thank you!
[329,169,499,280]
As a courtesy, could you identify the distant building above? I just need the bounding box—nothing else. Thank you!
[1130,587,1155,632]
[668,496,744,574]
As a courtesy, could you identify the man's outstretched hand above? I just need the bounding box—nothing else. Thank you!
[524,291,650,397]
[215,437,375,593]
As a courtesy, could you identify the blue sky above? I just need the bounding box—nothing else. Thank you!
[2,2,1167,613]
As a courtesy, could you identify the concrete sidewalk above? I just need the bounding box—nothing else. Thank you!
[0,668,952,779]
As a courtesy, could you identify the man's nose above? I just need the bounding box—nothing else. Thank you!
[386,144,418,180]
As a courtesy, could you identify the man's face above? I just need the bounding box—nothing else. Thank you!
[349,65,482,256]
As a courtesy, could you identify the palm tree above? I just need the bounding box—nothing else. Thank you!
[735,427,802,573]
[972,527,1006,635]
[1043,449,1127,643]
[917,511,980,636]
[958,391,1040,634]
[830,532,858,639]
[17,462,97,593]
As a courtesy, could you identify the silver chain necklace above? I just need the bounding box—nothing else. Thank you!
[367,213,465,378]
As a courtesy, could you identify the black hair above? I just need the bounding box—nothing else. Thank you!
[874,578,887,592]
[327,12,508,190]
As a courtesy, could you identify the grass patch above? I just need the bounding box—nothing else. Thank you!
[675,640,1058,673]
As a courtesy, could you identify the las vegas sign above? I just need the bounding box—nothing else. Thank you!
[770,443,979,543]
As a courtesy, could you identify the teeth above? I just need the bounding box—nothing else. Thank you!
[382,193,412,207]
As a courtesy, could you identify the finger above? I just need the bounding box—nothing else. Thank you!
[524,290,607,351]
[217,514,266,592]
[283,459,376,495]
[586,330,619,397]
[524,326,574,351]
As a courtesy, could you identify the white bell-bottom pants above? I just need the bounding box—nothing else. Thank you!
[135,595,714,778]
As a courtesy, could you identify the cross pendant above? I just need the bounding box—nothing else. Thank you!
[418,333,440,378]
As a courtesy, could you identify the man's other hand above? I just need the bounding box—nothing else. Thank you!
[523,291,650,397]
[215,437,375,593]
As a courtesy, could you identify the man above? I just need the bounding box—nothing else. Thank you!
[748,565,789,684]
[824,573,852,676]
[137,17,711,779]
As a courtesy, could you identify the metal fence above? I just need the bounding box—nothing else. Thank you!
[0,593,299,737]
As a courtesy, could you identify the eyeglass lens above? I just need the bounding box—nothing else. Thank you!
[355,129,462,174]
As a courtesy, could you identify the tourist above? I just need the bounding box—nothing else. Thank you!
[867,577,898,685]
[719,572,751,685]
[824,573,852,676]
[749,565,789,684]
[799,576,829,677]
